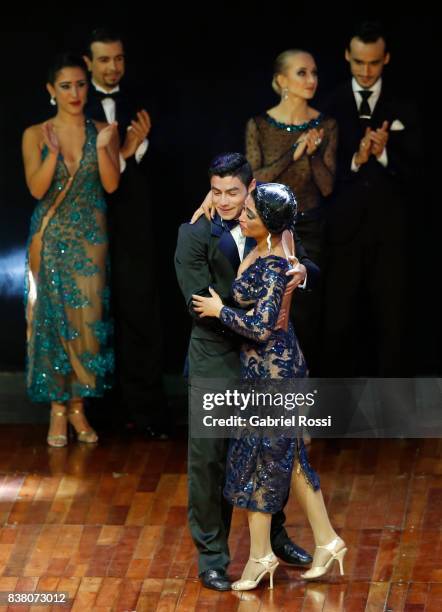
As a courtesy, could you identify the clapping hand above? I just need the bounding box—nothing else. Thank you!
[41,121,59,155]
[192,287,223,318]
[121,110,151,159]
[97,121,118,149]
[369,121,389,158]
[293,128,324,160]
[130,110,151,142]
[293,137,308,161]
[354,127,373,166]
[305,127,324,156]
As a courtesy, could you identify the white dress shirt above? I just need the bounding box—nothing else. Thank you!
[351,77,388,171]
[92,80,148,172]
[230,223,247,261]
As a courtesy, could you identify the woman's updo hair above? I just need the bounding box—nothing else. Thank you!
[252,183,297,234]
[271,48,310,95]
[48,53,88,85]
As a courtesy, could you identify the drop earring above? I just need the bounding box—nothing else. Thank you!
[267,233,272,253]
[282,88,289,101]
[50,96,56,106]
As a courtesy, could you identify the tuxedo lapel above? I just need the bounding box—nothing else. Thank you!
[86,84,132,142]
[345,81,360,122]
[340,83,365,140]
[211,215,240,272]
[244,237,256,258]
[370,87,396,129]
[85,87,108,123]
[113,96,133,141]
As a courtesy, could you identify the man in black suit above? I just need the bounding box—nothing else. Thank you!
[83,28,165,435]
[321,21,422,377]
[175,153,319,590]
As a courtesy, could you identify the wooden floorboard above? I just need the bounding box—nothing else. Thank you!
[0,427,441,610]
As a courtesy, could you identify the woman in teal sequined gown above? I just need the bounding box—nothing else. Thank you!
[193,184,346,589]
[22,55,120,446]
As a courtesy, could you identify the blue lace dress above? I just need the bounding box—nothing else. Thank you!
[24,119,114,402]
[220,255,319,513]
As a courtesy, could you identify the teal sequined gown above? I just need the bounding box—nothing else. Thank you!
[25,119,114,402]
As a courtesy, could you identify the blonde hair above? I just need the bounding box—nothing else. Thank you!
[272,49,311,95]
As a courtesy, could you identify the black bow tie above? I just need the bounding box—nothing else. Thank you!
[94,89,120,102]
[221,218,239,231]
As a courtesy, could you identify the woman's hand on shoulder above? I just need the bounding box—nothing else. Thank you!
[190,190,215,224]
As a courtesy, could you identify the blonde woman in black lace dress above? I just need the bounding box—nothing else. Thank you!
[246,50,337,373]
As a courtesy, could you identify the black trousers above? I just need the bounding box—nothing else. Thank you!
[187,431,294,574]
[110,240,165,427]
[321,202,408,377]
[188,339,293,573]
[290,209,325,376]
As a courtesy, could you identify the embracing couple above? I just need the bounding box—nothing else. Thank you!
[175,153,346,591]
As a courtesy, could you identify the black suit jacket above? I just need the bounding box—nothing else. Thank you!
[323,81,423,243]
[174,216,320,364]
[85,84,152,252]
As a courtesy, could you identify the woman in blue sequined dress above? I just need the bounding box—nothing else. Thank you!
[193,184,346,589]
[22,54,120,446]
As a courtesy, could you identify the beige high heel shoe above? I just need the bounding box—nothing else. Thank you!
[47,409,68,447]
[231,552,279,591]
[67,403,98,444]
[301,537,347,580]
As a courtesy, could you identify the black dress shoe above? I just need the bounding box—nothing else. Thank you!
[199,568,231,591]
[272,541,313,566]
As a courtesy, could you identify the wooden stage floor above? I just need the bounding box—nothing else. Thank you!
[0,427,441,610]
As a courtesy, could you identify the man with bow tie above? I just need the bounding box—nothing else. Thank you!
[83,28,166,437]
[321,21,423,377]
[175,153,319,590]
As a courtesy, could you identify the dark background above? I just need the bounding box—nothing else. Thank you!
[0,15,440,376]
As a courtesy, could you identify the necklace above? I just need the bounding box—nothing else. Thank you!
[265,112,323,132]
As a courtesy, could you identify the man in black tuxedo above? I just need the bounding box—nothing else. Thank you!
[83,28,165,435]
[321,21,422,377]
[175,153,319,590]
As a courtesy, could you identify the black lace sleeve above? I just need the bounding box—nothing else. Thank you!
[245,118,293,181]
[219,262,287,343]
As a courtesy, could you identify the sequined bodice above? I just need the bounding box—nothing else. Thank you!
[220,255,307,379]
[232,255,290,308]
[30,120,107,233]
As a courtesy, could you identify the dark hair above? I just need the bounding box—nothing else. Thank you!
[208,153,254,187]
[252,183,297,234]
[48,53,88,85]
[347,20,388,53]
[85,27,123,58]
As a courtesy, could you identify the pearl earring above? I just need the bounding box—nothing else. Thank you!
[282,88,289,101]
[50,96,56,106]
